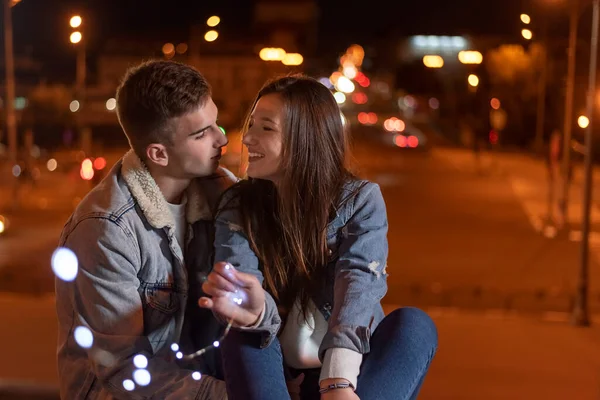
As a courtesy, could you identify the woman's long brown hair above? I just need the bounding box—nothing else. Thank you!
[220,75,355,320]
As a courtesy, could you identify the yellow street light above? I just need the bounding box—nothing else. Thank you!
[522,29,533,40]
[204,30,219,42]
[70,31,82,44]
[70,15,82,28]
[207,16,220,27]
[520,14,531,24]
[282,53,303,66]
[423,55,444,68]
[578,115,590,129]
[458,51,483,65]
[259,47,286,61]
[468,74,479,87]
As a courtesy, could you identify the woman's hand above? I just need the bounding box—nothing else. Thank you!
[320,379,360,400]
[199,262,265,327]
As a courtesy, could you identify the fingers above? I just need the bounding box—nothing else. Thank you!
[201,279,230,299]
[207,270,239,293]
[198,297,213,309]
[212,262,260,289]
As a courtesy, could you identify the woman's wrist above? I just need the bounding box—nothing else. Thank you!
[319,378,355,394]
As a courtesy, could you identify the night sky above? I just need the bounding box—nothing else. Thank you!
[2,0,579,81]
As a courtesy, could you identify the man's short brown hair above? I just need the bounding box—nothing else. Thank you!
[116,60,211,160]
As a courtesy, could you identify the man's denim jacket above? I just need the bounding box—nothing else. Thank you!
[55,150,234,399]
[214,179,389,363]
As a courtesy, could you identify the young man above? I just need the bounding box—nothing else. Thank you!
[55,60,233,399]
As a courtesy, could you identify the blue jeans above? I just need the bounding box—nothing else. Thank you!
[220,307,438,400]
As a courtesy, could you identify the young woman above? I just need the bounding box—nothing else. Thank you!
[199,75,437,400]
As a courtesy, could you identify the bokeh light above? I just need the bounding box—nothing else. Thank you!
[51,247,79,281]
[205,30,219,42]
[46,158,58,172]
[192,371,202,381]
[74,326,93,348]
[70,100,80,112]
[123,379,135,391]
[106,98,116,111]
[133,369,151,386]
[133,354,148,369]
[333,92,346,104]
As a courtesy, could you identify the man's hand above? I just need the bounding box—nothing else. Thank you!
[198,262,265,327]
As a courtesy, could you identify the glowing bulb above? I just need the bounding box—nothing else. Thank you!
[74,326,93,348]
[133,369,151,386]
[52,247,78,281]
[192,371,202,380]
[171,343,179,352]
[122,379,135,391]
[176,352,183,359]
[133,354,148,369]
[213,341,220,348]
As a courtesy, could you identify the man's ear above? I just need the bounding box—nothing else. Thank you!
[146,143,169,167]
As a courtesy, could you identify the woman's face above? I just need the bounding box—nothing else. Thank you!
[243,94,284,182]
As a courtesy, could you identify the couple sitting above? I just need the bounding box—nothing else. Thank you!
[55,60,437,400]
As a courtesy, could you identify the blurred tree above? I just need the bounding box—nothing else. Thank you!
[485,44,551,145]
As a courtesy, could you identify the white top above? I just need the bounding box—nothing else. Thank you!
[277,298,363,389]
[167,195,187,255]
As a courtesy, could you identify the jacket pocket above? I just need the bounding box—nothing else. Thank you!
[141,284,180,329]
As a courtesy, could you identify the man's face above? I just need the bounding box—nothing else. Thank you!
[164,98,228,179]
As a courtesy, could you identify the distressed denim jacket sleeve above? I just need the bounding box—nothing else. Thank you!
[214,202,282,348]
[319,182,389,359]
[59,218,225,399]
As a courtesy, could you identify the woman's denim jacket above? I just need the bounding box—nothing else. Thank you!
[214,179,389,361]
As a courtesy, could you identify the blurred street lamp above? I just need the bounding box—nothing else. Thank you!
[70,100,80,112]
[69,15,86,103]
[336,76,355,93]
[282,53,303,66]
[204,30,218,42]
[70,15,82,28]
[458,50,483,64]
[521,13,531,24]
[207,16,220,27]
[4,0,19,162]
[423,55,444,68]
[468,74,479,87]
[176,43,188,54]
[106,98,116,111]
[522,29,533,40]
[574,0,600,328]
[578,115,590,128]
[70,31,82,44]
[259,47,286,61]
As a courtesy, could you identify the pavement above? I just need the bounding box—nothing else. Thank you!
[1,295,599,400]
[2,141,600,398]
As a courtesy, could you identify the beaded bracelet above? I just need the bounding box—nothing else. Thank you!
[319,382,355,394]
